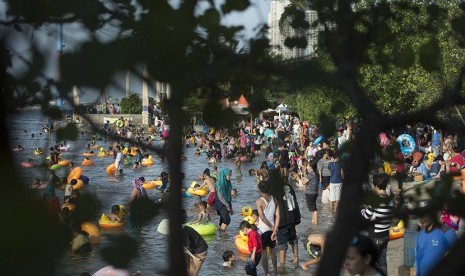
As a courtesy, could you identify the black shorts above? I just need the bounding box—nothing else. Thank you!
[305,193,318,212]
[277,225,298,250]
[216,204,231,225]
[261,231,276,249]
[321,176,330,188]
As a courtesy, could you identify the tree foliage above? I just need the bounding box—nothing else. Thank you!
[120,93,142,114]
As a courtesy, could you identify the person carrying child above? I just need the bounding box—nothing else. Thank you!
[240,221,263,276]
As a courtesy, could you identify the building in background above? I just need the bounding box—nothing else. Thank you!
[268,0,319,60]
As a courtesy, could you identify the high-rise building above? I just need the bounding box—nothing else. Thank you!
[268,0,319,60]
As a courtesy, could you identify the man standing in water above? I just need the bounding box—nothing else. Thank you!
[255,181,280,276]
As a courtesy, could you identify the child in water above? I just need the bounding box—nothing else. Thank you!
[190,201,210,224]
[133,161,140,171]
[194,148,201,157]
[222,250,235,268]
[109,205,123,223]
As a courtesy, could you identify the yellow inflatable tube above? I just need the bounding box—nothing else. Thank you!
[98,213,125,229]
[73,179,84,190]
[235,237,250,254]
[187,187,208,197]
[58,160,71,166]
[81,222,101,244]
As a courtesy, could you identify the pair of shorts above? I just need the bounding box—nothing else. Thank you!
[329,183,342,201]
[261,231,276,249]
[305,193,318,212]
[277,225,298,250]
[207,192,215,206]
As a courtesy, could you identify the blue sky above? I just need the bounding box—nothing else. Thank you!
[2,0,271,104]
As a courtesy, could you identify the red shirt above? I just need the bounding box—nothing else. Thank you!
[247,229,262,254]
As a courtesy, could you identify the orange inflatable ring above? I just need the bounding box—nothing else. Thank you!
[91,144,100,150]
[130,147,138,156]
[81,222,101,244]
[389,220,405,240]
[73,179,84,190]
[98,213,125,229]
[235,237,250,254]
[82,152,95,157]
[142,180,162,190]
[58,160,71,166]
[81,159,94,166]
[106,163,116,175]
[67,167,83,183]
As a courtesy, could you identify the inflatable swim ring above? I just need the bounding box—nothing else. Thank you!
[20,162,34,168]
[187,187,208,197]
[389,220,405,240]
[81,222,101,244]
[73,179,84,190]
[188,223,217,236]
[82,159,94,166]
[313,135,324,146]
[141,156,154,166]
[241,206,253,216]
[397,134,416,155]
[142,180,162,190]
[235,237,250,254]
[50,164,61,171]
[106,163,116,175]
[98,213,125,229]
[243,215,255,225]
[58,160,71,166]
[82,152,95,157]
[34,149,44,155]
[91,144,100,150]
[68,167,83,183]
[130,147,138,156]
[98,152,107,157]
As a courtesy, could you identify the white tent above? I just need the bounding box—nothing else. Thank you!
[275,104,288,116]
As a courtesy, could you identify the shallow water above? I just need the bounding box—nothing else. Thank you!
[8,111,336,275]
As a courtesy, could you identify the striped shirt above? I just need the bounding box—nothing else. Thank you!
[361,197,393,238]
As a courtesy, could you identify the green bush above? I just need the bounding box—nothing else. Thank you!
[120,94,142,114]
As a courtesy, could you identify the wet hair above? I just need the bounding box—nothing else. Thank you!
[111,205,120,214]
[203,169,211,177]
[239,220,252,230]
[257,181,269,194]
[252,209,258,217]
[350,234,385,275]
[70,179,78,185]
[160,171,168,179]
[372,173,388,190]
[199,201,207,209]
[223,250,234,261]
[231,188,237,195]
[138,176,145,182]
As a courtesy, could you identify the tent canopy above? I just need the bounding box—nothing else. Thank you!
[238,94,249,107]
[276,103,288,112]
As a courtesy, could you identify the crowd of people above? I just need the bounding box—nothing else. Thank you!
[18,110,465,276]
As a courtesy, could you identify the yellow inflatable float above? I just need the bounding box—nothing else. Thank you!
[187,181,208,197]
[73,179,84,190]
[58,160,71,166]
[67,167,82,183]
[82,158,94,166]
[235,236,250,254]
[81,222,101,244]
[106,163,116,175]
[98,205,126,228]
[389,220,405,240]
[141,155,154,166]
[142,180,162,190]
[188,223,217,236]
[98,147,107,157]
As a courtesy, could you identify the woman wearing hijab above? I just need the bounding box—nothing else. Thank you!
[214,168,233,230]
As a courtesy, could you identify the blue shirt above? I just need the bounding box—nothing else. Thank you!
[416,226,457,276]
[328,161,343,183]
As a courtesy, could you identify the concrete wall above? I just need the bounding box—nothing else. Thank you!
[74,114,144,128]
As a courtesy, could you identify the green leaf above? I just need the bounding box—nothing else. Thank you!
[56,123,79,141]
[393,46,415,69]
[419,38,440,72]
[221,0,250,14]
